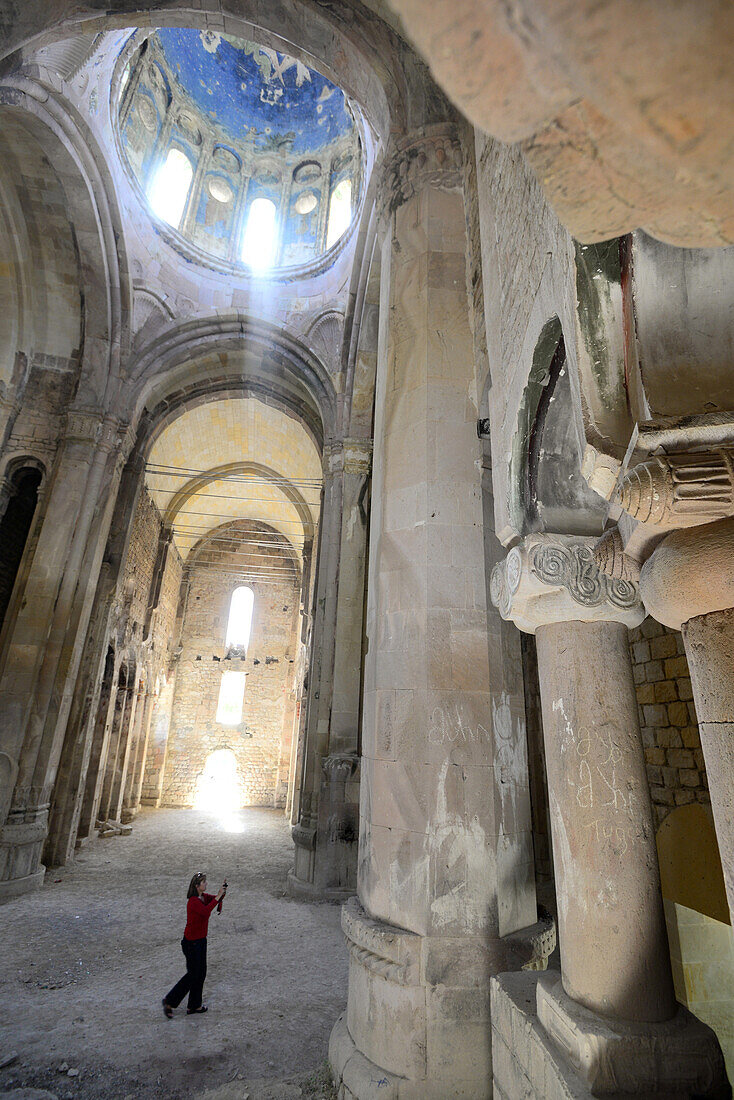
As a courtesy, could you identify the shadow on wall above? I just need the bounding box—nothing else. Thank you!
[657,804,734,1081]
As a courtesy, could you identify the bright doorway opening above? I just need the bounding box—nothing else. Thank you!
[194,748,244,823]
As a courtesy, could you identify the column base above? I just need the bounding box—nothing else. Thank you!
[330,1012,406,1099]
[0,867,45,902]
[286,871,352,903]
[331,897,493,1100]
[492,971,729,1099]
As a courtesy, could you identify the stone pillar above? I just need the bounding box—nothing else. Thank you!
[289,439,371,900]
[0,411,132,897]
[140,671,176,808]
[107,673,140,825]
[331,127,543,1100]
[97,673,131,826]
[122,686,153,823]
[636,517,734,922]
[489,533,726,1097]
[76,652,119,842]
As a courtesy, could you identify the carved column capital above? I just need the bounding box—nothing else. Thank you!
[342,439,372,475]
[616,446,734,530]
[63,408,106,446]
[376,124,463,222]
[490,534,644,634]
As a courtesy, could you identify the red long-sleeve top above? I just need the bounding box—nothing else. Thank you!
[184,893,221,941]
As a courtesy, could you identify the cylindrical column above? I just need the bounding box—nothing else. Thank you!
[490,533,727,1097]
[536,618,675,1021]
[683,608,734,917]
[639,516,734,922]
[332,127,528,1100]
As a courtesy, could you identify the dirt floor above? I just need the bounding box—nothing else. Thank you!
[0,808,347,1100]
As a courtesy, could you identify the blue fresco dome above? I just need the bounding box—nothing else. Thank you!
[156,28,354,156]
[118,28,362,271]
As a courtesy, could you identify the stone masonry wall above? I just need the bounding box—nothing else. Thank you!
[629,618,709,826]
[161,522,301,808]
[122,488,163,631]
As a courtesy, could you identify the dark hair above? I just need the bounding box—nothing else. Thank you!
[187,872,206,899]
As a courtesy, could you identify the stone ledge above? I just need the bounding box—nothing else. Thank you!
[537,973,729,1097]
[491,971,730,1100]
[0,867,45,903]
[285,871,351,904]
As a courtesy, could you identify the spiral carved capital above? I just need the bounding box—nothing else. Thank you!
[490,534,644,634]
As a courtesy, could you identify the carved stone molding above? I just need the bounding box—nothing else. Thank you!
[377,125,463,221]
[64,410,131,460]
[321,752,359,785]
[616,447,734,529]
[63,408,106,446]
[341,896,420,987]
[490,534,644,634]
[323,438,373,477]
[592,527,641,582]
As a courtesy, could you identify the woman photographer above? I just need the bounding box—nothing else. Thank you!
[162,871,227,1018]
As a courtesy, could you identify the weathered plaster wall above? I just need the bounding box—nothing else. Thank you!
[161,521,301,808]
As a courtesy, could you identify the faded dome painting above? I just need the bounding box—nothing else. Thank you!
[119,28,362,269]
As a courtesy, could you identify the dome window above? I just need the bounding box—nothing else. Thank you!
[147,147,193,229]
[240,197,278,269]
[326,178,352,249]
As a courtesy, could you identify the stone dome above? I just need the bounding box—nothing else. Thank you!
[118,28,362,271]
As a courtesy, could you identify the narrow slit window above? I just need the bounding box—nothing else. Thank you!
[216,671,246,725]
[226,585,255,650]
[148,147,193,229]
[326,178,352,249]
[240,197,277,268]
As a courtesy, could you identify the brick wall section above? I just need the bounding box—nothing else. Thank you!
[629,618,709,825]
[161,522,301,808]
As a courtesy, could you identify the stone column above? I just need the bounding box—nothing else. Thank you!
[636,516,734,922]
[107,673,140,825]
[331,127,542,1100]
[140,671,176,808]
[76,652,119,843]
[122,686,153,822]
[289,439,371,900]
[0,411,131,897]
[490,533,726,1096]
[97,674,131,826]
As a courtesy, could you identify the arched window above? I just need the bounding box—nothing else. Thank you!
[216,671,247,725]
[326,178,352,249]
[240,197,278,268]
[225,585,255,650]
[148,147,193,229]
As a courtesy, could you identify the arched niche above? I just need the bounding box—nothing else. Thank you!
[512,316,607,537]
[0,461,44,630]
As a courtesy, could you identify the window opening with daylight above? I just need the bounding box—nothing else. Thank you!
[216,670,247,725]
[240,197,277,268]
[226,585,255,650]
[147,147,193,228]
[326,178,352,249]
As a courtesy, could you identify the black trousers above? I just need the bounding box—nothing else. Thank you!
[165,937,207,1010]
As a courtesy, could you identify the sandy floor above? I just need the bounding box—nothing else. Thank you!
[0,808,347,1100]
